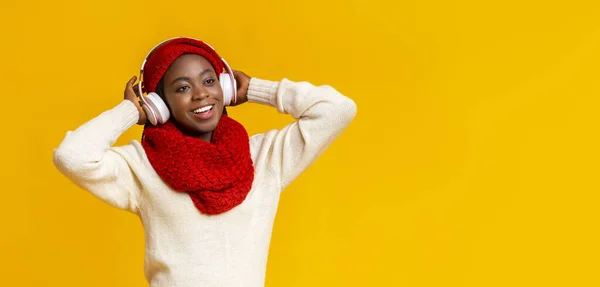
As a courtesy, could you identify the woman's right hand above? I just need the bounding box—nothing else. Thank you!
[124,76,147,125]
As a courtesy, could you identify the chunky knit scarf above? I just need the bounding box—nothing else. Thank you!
[141,115,254,215]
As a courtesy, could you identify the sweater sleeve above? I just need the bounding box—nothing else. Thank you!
[247,78,357,191]
[53,100,142,213]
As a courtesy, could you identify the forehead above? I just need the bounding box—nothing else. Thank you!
[164,54,215,77]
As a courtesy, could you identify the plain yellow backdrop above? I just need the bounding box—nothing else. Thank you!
[1,0,599,286]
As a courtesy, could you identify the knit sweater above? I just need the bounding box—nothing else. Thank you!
[53,78,357,287]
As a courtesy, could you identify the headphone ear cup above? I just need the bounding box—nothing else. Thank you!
[145,93,170,125]
[220,72,233,106]
[142,104,158,126]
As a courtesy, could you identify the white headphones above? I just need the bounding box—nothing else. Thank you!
[137,37,237,126]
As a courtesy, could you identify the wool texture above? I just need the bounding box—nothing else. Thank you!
[141,115,254,215]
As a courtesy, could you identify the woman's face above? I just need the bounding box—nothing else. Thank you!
[161,54,224,138]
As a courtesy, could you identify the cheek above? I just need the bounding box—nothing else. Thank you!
[211,85,224,99]
[164,96,185,114]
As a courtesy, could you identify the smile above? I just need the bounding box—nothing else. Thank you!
[193,105,214,114]
[192,105,215,120]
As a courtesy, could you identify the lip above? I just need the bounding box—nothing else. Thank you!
[191,105,215,120]
[190,103,217,113]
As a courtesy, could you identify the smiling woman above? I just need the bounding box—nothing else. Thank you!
[52,37,357,287]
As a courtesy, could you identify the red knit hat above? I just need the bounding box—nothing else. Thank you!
[142,37,225,94]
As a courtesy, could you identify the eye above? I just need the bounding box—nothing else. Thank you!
[204,78,216,85]
[176,85,190,93]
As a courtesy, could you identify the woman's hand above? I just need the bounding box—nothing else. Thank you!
[230,70,251,106]
[124,76,147,125]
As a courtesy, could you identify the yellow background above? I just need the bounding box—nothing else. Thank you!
[1,0,599,286]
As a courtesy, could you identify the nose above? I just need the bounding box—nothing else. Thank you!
[192,85,209,101]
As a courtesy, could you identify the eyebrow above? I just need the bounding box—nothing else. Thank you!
[171,69,214,85]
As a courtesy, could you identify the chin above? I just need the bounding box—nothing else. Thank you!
[173,112,221,137]
[194,113,222,133]
[195,124,218,134]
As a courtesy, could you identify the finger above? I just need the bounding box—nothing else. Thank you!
[125,76,137,97]
[127,76,137,87]
[133,83,141,96]
[124,76,139,100]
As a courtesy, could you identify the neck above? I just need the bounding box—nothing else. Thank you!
[197,132,212,143]
[173,121,213,143]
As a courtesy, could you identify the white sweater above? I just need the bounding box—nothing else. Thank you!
[53,78,356,287]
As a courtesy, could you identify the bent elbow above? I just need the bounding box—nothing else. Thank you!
[343,97,357,120]
[52,140,85,178]
[53,145,73,176]
[331,89,357,124]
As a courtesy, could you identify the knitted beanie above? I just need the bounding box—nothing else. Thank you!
[142,37,225,94]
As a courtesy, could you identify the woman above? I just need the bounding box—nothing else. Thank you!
[53,37,356,287]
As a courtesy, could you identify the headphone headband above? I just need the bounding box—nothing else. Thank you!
[138,37,181,109]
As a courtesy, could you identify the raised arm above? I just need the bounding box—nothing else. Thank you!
[246,77,357,191]
[53,77,146,213]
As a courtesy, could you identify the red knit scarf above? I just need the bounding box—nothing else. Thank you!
[141,115,254,215]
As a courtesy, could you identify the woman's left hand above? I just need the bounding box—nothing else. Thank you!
[230,70,251,106]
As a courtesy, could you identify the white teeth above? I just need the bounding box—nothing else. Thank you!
[193,105,213,114]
